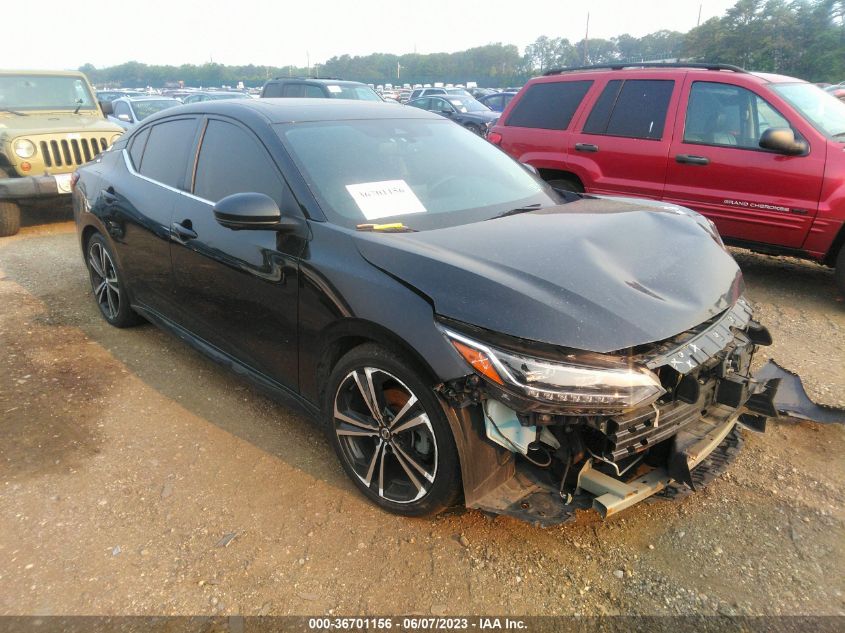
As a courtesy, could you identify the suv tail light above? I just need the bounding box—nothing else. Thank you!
[487,131,503,146]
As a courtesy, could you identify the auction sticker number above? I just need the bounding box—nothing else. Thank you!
[345,179,426,220]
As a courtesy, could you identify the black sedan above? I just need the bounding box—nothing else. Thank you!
[73,99,774,524]
[407,94,499,135]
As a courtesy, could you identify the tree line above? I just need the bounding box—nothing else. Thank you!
[81,0,845,89]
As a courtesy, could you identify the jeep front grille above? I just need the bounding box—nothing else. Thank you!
[39,136,109,168]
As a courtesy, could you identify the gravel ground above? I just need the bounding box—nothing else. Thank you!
[0,220,843,617]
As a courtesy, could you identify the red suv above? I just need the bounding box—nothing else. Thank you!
[489,63,845,294]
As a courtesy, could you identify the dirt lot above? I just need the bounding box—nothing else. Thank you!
[0,218,843,617]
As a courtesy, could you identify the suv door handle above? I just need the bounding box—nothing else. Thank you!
[171,220,197,240]
[675,154,710,166]
[575,143,599,153]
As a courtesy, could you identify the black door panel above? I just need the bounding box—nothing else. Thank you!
[170,118,302,389]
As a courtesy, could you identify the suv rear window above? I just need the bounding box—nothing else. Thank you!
[505,80,592,130]
[583,79,674,140]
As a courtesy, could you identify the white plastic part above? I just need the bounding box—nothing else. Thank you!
[483,400,536,455]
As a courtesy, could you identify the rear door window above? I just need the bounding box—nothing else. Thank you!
[193,119,285,204]
[138,118,198,189]
[263,83,282,98]
[282,84,306,98]
[128,126,150,169]
[304,85,325,98]
[583,79,675,140]
[485,95,503,110]
[505,80,593,130]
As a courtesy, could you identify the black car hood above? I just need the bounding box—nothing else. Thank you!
[353,197,744,353]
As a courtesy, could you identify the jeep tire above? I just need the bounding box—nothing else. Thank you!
[0,200,21,237]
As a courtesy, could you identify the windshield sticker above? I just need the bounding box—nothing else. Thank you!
[327,85,343,93]
[346,180,427,220]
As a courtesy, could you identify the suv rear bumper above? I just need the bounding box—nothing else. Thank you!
[0,175,69,204]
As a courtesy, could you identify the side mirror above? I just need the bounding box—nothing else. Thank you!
[117,113,132,122]
[99,100,113,115]
[213,192,299,231]
[759,127,807,155]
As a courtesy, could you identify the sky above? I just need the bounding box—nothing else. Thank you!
[5,0,738,70]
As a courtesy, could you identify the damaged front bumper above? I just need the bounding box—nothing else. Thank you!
[439,297,779,526]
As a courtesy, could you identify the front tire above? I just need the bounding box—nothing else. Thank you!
[835,245,845,297]
[325,344,461,517]
[85,233,142,328]
[0,201,21,237]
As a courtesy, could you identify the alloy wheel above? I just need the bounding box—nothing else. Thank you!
[88,241,120,320]
[333,367,438,504]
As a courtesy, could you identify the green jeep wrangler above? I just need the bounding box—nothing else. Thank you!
[0,70,124,236]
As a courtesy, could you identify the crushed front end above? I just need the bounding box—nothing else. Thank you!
[437,297,778,526]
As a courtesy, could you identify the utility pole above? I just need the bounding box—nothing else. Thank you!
[697,3,702,26]
[306,51,310,77]
[584,12,590,64]
[397,62,401,80]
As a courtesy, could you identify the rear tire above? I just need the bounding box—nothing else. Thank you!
[835,245,845,297]
[0,201,21,237]
[325,343,461,517]
[85,233,142,328]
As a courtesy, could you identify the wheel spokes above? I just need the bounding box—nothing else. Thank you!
[388,394,418,430]
[334,367,438,505]
[362,440,384,487]
[353,370,384,424]
[391,412,428,435]
[393,442,435,484]
[89,243,120,318]
[392,447,425,498]
[335,421,380,437]
[89,250,105,278]
[334,406,379,431]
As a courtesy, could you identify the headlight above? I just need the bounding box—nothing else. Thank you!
[444,328,665,412]
[13,138,36,159]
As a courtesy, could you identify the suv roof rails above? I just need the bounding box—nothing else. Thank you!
[542,62,747,76]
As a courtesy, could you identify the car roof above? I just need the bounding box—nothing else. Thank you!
[268,78,368,86]
[531,66,805,87]
[118,95,180,102]
[0,69,88,78]
[147,98,440,125]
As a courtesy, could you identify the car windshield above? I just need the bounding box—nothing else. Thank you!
[328,85,383,101]
[772,82,845,139]
[277,118,559,230]
[0,75,96,111]
[131,99,180,121]
[445,96,489,113]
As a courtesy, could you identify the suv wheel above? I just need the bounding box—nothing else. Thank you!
[835,245,845,297]
[0,201,21,237]
[325,343,461,517]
